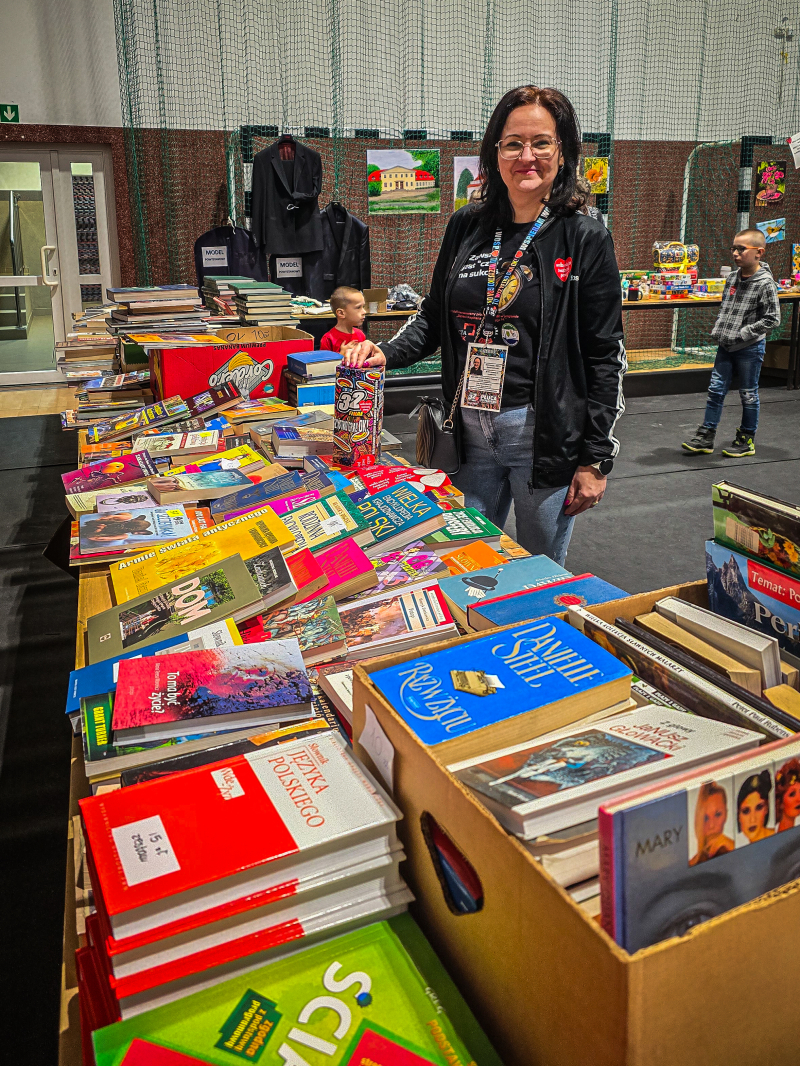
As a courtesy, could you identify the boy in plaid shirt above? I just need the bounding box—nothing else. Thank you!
[682,228,780,457]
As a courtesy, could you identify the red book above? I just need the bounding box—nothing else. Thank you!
[285,548,328,602]
[472,573,592,612]
[297,539,377,603]
[79,733,399,940]
[119,1039,217,1065]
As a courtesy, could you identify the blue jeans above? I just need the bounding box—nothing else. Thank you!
[702,340,765,434]
[452,405,575,567]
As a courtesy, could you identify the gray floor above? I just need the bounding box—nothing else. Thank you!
[0,312,56,373]
[384,384,800,594]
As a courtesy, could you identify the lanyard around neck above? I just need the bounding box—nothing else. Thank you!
[482,206,550,339]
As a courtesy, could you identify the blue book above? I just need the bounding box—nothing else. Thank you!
[287,350,341,377]
[357,482,445,558]
[599,734,800,952]
[209,471,306,517]
[468,574,629,631]
[293,382,336,405]
[438,555,572,628]
[370,616,632,760]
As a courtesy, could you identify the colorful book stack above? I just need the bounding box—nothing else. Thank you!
[230,281,298,327]
[283,350,342,406]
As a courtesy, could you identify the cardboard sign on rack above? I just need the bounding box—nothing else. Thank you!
[149,328,313,403]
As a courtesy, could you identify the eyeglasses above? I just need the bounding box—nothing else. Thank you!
[496,136,561,161]
[731,245,754,253]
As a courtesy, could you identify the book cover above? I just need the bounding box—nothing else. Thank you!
[149,470,253,502]
[268,489,321,517]
[469,574,629,629]
[62,452,158,493]
[280,493,373,554]
[440,541,506,575]
[262,594,346,664]
[370,616,632,751]
[91,921,481,1066]
[423,507,503,548]
[96,490,158,513]
[209,471,306,518]
[438,555,571,625]
[357,483,445,555]
[136,417,207,437]
[133,431,220,456]
[112,642,312,739]
[109,507,294,602]
[169,444,266,477]
[285,548,328,601]
[86,396,192,444]
[370,541,449,595]
[706,539,800,660]
[332,364,385,465]
[80,733,399,920]
[87,556,261,663]
[599,733,800,952]
[454,706,759,840]
[301,538,377,602]
[78,506,196,557]
[244,546,296,610]
[712,481,800,576]
[338,585,455,658]
[357,465,454,497]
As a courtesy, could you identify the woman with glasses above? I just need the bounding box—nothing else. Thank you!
[343,86,625,566]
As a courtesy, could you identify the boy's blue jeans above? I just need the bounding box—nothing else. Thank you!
[452,405,575,567]
[702,339,765,435]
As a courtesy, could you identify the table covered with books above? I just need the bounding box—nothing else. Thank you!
[57,337,800,1066]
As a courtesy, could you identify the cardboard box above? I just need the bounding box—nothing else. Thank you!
[364,287,389,313]
[352,580,800,1066]
[149,328,313,403]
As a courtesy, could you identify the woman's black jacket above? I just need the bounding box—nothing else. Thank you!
[379,206,626,489]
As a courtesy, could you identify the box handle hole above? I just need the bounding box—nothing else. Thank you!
[421,811,484,915]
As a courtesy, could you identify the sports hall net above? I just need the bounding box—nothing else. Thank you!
[113,0,800,372]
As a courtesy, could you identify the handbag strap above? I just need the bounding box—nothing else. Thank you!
[443,367,466,429]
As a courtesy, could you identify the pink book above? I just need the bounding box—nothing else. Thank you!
[62,452,158,493]
[269,490,322,517]
[297,537,375,603]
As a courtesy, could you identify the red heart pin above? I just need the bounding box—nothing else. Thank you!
[554,257,572,282]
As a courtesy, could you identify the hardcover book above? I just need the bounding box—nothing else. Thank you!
[62,452,158,494]
[338,585,456,659]
[87,556,261,663]
[78,506,195,556]
[370,616,633,763]
[109,506,295,602]
[286,349,343,377]
[438,554,571,629]
[357,483,446,557]
[423,507,504,552]
[598,732,800,952]
[369,540,449,596]
[453,706,759,840]
[280,493,374,554]
[468,574,629,631]
[712,481,800,577]
[111,641,312,742]
[332,364,384,465]
[148,470,253,504]
[261,594,347,665]
[706,539,800,661]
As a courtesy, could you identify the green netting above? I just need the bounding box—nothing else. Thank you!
[113,0,800,372]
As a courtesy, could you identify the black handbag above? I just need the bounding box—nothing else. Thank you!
[411,371,465,474]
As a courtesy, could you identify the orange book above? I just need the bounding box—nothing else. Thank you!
[440,540,506,576]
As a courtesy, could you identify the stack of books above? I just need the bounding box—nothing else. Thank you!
[230,281,298,327]
[200,274,251,316]
[56,336,119,381]
[283,350,342,406]
[105,286,206,336]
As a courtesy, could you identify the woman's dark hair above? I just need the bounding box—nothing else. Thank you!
[775,757,800,823]
[473,85,584,230]
[737,769,772,829]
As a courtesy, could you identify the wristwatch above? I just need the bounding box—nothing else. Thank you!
[590,459,614,476]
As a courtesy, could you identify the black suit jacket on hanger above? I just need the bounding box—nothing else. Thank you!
[250,140,324,256]
[305,203,372,301]
[193,225,270,289]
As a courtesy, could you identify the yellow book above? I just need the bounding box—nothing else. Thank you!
[167,444,270,477]
[109,505,295,601]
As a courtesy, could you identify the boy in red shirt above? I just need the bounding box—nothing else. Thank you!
[320,286,367,353]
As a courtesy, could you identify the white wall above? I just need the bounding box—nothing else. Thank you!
[0,0,121,127]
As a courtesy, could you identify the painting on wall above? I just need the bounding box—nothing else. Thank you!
[583,156,609,194]
[454,156,482,211]
[367,149,440,215]
[756,218,785,243]
[755,161,786,207]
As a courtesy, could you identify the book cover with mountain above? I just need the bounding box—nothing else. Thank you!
[706,539,800,659]
[111,641,312,740]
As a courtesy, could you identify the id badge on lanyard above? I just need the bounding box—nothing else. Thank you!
[460,206,550,412]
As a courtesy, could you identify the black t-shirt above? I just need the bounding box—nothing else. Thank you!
[449,222,541,408]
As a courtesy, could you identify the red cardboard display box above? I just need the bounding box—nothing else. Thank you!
[149,327,313,403]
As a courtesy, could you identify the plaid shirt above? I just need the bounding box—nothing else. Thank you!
[711,263,780,351]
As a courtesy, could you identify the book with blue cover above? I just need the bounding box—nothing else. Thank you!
[357,482,446,558]
[468,573,629,631]
[209,471,306,518]
[598,732,800,952]
[370,615,633,763]
[287,350,342,378]
[438,555,572,628]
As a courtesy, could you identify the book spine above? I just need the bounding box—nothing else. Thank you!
[597,804,618,940]
[572,608,793,740]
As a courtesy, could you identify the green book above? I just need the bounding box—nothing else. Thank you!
[280,492,375,555]
[712,481,800,577]
[93,919,497,1065]
[423,507,504,551]
[86,556,260,664]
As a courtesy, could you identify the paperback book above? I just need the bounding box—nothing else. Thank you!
[299,538,378,602]
[132,431,220,457]
[261,594,347,665]
[78,506,194,556]
[209,471,307,520]
[62,452,158,494]
[96,490,158,513]
[423,507,504,553]
[438,554,571,629]
[440,540,506,575]
[369,540,449,597]
[357,483,446,557]
[468,574,629,631]
[712,481,800,577]
[148,470,253,505]
[280,492,374,554]
[338,585,456,659]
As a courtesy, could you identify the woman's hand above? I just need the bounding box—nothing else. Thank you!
[340,340,387,368]
[564,465,606,516]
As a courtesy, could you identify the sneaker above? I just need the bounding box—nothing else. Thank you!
[722,429,755,457]
[681,425,716,454]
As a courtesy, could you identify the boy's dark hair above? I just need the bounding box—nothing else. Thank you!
[472,85,584,232]
[330,286,362,313]
[735,228,766,248]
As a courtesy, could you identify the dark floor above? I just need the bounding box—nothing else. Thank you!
[1,385,799,1065]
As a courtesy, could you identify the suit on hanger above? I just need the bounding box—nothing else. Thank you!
[305,203,372,301]
[250,139,324,256]
[193,225,270,289]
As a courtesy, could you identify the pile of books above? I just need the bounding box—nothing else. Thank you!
[200,274,251,320]
[283,349,341,406]
[230,281,298,327]
[105,285,207,336]
[56,336,119,382]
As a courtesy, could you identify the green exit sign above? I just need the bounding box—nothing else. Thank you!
[1,104,20,123]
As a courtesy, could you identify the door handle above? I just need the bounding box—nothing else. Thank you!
[40,245,59,288]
